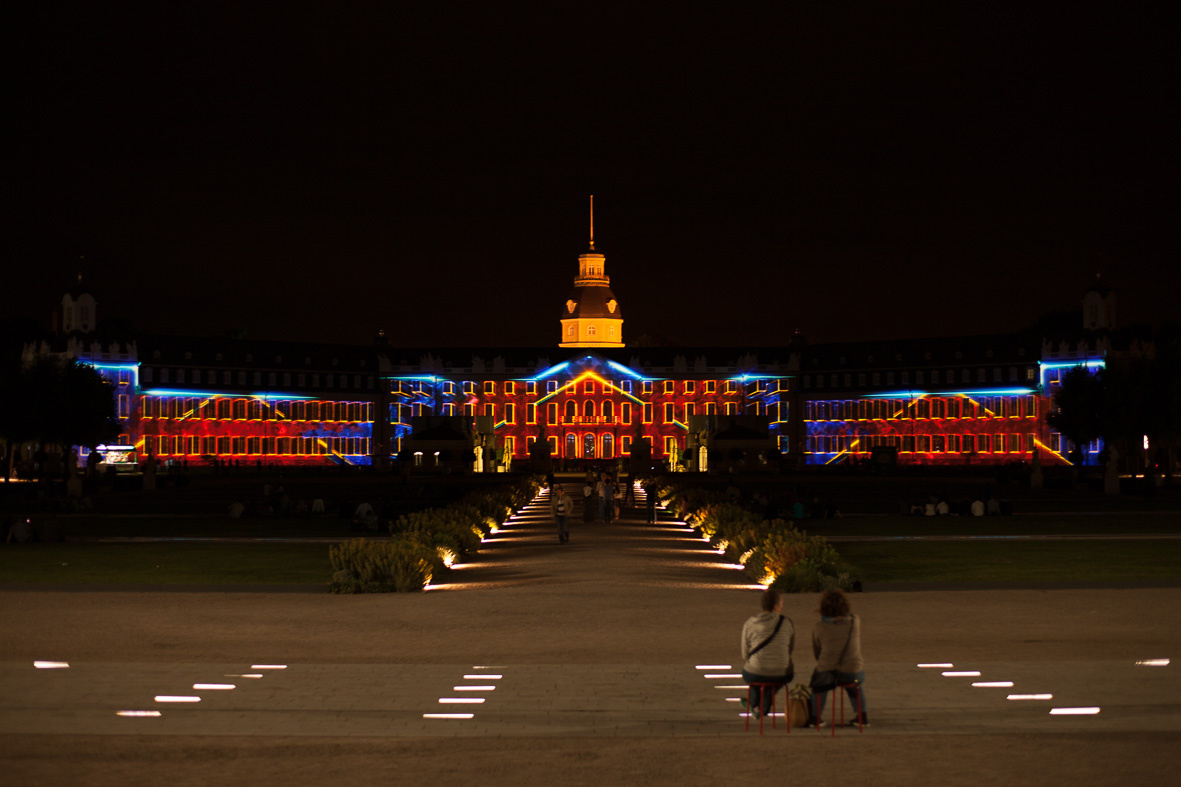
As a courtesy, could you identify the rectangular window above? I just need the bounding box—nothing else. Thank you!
[621,435,632,454]
[932,435,946,452]
[464,403,475,417]
[642,381,653,395]
[547,380,558,394]
[504,403,515,424]
[704,380,716,394]
[621,380,632,393]
[643,403,653,423]
[684,380,695,394]
[527,381,537,395]
[902,435,915,452]
[548,436,559,456]
[663,402,675,423]
[527,404,537,424]
[724,402,737,415]
[484,381,495,394]
[663,380,675,394]
[664,436,679,459]
[565,379,576,393]
[504,381,515,395]
[621,402,632,424]
[584,380,595,394]
[464,381,476,394]
[684,402,695,419]
[704,402,716,415]
[483,403,495,418]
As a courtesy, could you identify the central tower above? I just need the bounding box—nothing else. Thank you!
[559,195,625,348]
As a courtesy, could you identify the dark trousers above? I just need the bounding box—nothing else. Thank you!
[742,668,791,715]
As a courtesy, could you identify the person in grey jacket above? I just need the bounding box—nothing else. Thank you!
[809,588,867,727]
[740,588,794,718]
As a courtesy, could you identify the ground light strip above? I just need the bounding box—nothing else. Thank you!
[704,674,742,679]
[193,683,235,690]
[423,713,474,719]
[34,661,69,669]
[972,682,1014,688]
[917,663,953,668]
[463,674,502,679]
[942,671,981,677]
[1136,659,1170,666]
[453,685,496,691]
[696,665,731,670]
[438,698,485,704]
[251,664,287,670]
[116,711,162,717]
[155,696,201,703]
[1050,707,1100,715]
[1008,694,1053,700]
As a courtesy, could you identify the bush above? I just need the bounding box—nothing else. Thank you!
[329,538,435,593]
[748,525,856,593]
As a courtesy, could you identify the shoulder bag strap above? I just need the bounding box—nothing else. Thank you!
[748,615,786,658]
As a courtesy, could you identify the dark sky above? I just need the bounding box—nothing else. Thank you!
[7,6,1174,349]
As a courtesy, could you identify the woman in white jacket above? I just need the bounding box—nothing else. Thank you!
[740,589,794,718]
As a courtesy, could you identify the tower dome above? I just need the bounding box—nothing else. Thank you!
[560,196,624,348]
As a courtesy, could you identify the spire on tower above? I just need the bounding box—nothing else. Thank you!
[589,194,595,251]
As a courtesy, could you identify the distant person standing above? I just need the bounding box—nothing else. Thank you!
[582,480,595,524]
[645,481,657,523]
[602,477,616,523]
[551,486,572,544]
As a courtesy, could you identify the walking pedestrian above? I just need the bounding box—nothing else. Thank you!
[645,481,657,523]
[551,486,572,543]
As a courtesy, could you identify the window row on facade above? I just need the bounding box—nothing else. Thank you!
[804,396,1038,422]
[140,396,373,423]
[142,435,371,456]
[399,378,779,397]
[806,433,1040,454]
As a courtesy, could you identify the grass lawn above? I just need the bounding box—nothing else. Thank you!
[839,539,1181,583]
[0,543,333,585]
[809,512,1181,539]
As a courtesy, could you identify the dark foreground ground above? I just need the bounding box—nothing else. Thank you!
[2,488,1179,786]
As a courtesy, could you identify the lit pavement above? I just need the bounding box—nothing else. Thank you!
[2,481,1180,784]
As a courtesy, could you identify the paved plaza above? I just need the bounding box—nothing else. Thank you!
[2,483,1179,785]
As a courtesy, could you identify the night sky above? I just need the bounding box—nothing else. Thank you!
[7,6,1173,349]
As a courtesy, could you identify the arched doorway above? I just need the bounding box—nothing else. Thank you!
[602,433,614,458]
[565,433,578,458]
[583,433,596,458]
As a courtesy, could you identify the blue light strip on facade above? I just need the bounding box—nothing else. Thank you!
[606,360,647,381]
[863,388,1035,398]
[141,389,318,400]
[529,360,572,381]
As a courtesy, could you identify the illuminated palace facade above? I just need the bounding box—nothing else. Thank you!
[34,230,1116,471]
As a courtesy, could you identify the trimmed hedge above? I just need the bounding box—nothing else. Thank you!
[644,475,858,592]
[329,476,543,593]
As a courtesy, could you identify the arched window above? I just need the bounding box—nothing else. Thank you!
[564,400,577,421]
[588,325,597,336]
[583,400,595,420]
[602,400,614,421]
[602,433,614,458]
